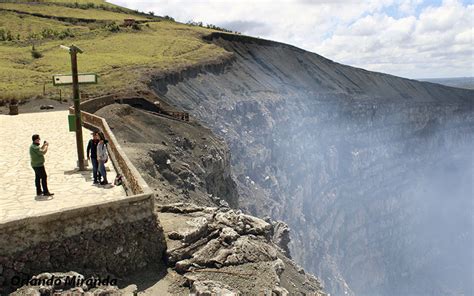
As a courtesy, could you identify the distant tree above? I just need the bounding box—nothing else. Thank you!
[31,45,43,59]
[186,21,203,27]
[163,15,175,22]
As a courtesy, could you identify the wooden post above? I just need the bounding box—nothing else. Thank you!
[70,46,85,170]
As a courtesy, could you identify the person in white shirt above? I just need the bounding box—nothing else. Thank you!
[97,132,109,185]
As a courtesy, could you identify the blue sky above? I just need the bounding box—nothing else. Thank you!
[111,0,473,79]
[383,0,471,17]
[384,0,441,17]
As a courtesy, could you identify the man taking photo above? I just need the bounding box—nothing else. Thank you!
[30,134,54,197]
[87,131,101,184]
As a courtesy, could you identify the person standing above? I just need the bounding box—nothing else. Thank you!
[30,134,54,197]
[87,131,100,184]
[97,132,109,185]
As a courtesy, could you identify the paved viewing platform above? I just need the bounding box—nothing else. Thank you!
[0,110,125,224]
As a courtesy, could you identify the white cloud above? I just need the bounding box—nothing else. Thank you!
[110,0,473,78]
[398,0,423,15]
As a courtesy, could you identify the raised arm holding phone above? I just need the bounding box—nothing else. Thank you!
[29,134,54,197]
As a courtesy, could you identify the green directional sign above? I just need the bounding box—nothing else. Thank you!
[53,73,98,86]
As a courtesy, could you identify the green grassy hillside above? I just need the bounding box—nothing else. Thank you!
[0,0,231,101]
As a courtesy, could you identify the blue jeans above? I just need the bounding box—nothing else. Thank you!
[98,160,107,182]
[91,158,99,182]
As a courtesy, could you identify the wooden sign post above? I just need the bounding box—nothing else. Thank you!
[57,44,88,171]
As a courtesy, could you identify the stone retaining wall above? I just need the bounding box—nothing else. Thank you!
[80,95,118,114]
[0,194,166,294]
[80,95,190,122]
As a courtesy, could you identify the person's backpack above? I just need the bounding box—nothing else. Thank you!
[114,174,123,186]
[103,143,109,163]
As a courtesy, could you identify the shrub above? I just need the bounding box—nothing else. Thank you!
[58,29,74,39]
[40,28,56,39]
[105,22,120,32]
[0,28,6,41]
[185,21,238,34]
[206,24,238,34]
[6,30,13,41]
[0,29,16,41]
[131,23,141,30]
[187,21,203,27]
[27,32,39,40]
[31,45,43,59]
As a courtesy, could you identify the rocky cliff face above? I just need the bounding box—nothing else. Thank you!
[95,103,239,208]
[96,103,325,294]
[158,202,324,295]
[151,33,474,296]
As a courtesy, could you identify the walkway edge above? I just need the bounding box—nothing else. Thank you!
[68,106,153,196]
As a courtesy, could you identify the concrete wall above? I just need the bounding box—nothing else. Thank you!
[81,95,190,123]
[0,103,166,294]
[80,95,118,114]
[0,194,166,294]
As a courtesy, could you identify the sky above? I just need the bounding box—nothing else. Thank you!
[110,0,473,79]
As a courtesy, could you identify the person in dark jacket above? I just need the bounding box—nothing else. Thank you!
[87,131,101,184]
[29,134,54,197]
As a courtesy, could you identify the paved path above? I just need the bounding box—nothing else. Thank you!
[0,110,125,224]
